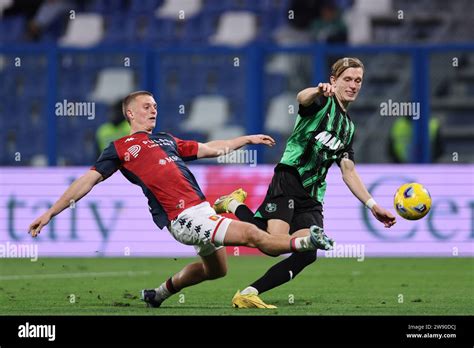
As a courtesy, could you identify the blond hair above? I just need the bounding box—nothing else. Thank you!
[331,57,364,79]
[122,91,154,123]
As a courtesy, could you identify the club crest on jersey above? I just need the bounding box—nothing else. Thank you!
[265,203,277,213]
[314,131,343,151]
[127,145,141,158]
[209,215,220,221]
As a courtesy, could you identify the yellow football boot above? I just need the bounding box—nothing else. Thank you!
[213,188,247,213]
[232,290,277,309]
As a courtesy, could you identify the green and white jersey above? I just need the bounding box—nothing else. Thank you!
[279,96,356,203]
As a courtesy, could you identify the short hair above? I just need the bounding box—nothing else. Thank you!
[331,57,364,79]
[121,91,154,123]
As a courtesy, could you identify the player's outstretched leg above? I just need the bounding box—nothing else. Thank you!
[141,248,227,308]
[223,221,333,256]
[232,251,317,309]
[231,226,333,309]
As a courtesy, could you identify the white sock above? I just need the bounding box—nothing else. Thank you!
[228,200,243,214]
[292,236,315,251]
[155,282,172,301]
[240,286,258,295]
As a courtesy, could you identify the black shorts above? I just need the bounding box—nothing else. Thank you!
[255,164,323,235]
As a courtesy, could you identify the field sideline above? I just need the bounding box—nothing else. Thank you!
[0,257,472,316]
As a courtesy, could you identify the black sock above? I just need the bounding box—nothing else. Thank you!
[250,251,317,294]
[235,205,267,230]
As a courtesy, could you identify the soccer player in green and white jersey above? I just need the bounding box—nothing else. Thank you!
[214,57,397,308]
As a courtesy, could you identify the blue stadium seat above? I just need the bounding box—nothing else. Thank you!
[182,16,207,44]
[57,126,98,165]
[0,16,26,43]
[16,127,47,159]
[201,1,227,14]
[24,75,48,98]
[264,74,288,99]
[58,72,97,99]
[102,14,137,44]
[37,14,68,43]
[129,0,164,14]
[1,102,20,129]
[85,0,127,14]
[146,18,181,45]
[0,71,15,96]
[201,0,289,14]
[257,9,288,42]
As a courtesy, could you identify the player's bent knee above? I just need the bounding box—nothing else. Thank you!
[206,267,227,280]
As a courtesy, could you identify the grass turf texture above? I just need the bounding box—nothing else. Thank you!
[0,257,472,315]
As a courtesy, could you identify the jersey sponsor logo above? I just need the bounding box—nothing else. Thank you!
[127,145,141,158]
[159,156,179,165]
[314,131,343,151]
[265,203,277,213]
[142,138,175,149]
[124,137,135,142]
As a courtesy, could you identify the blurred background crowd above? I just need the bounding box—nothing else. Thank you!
[0,0,473,165]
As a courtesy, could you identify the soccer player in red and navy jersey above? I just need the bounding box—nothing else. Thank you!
[28,91,333,307]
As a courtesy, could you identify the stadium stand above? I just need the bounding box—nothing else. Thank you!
[89,68,136,104]
[59,13,104,47]
[156,0,202,19]
[181,95,230,135]
[0,0,472,165]
[210,11,258,46]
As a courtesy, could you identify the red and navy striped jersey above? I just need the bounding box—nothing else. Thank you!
[91,131,205,228]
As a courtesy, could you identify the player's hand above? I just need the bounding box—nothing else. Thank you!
[28,212,52,238]
[316,82,336,97]
[246,134,276,147]
[371,205,396,228]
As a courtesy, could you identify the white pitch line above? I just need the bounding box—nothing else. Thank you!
[0,270,152,281]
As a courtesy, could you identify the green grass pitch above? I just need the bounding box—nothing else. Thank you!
[0,257,472,315]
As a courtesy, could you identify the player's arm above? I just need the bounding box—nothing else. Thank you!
[197,134,275,159]
[28,170,104,237]
[340,158,396,228]
[297,83,335,106]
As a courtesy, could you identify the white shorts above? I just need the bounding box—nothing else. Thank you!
[168,202,233,256]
